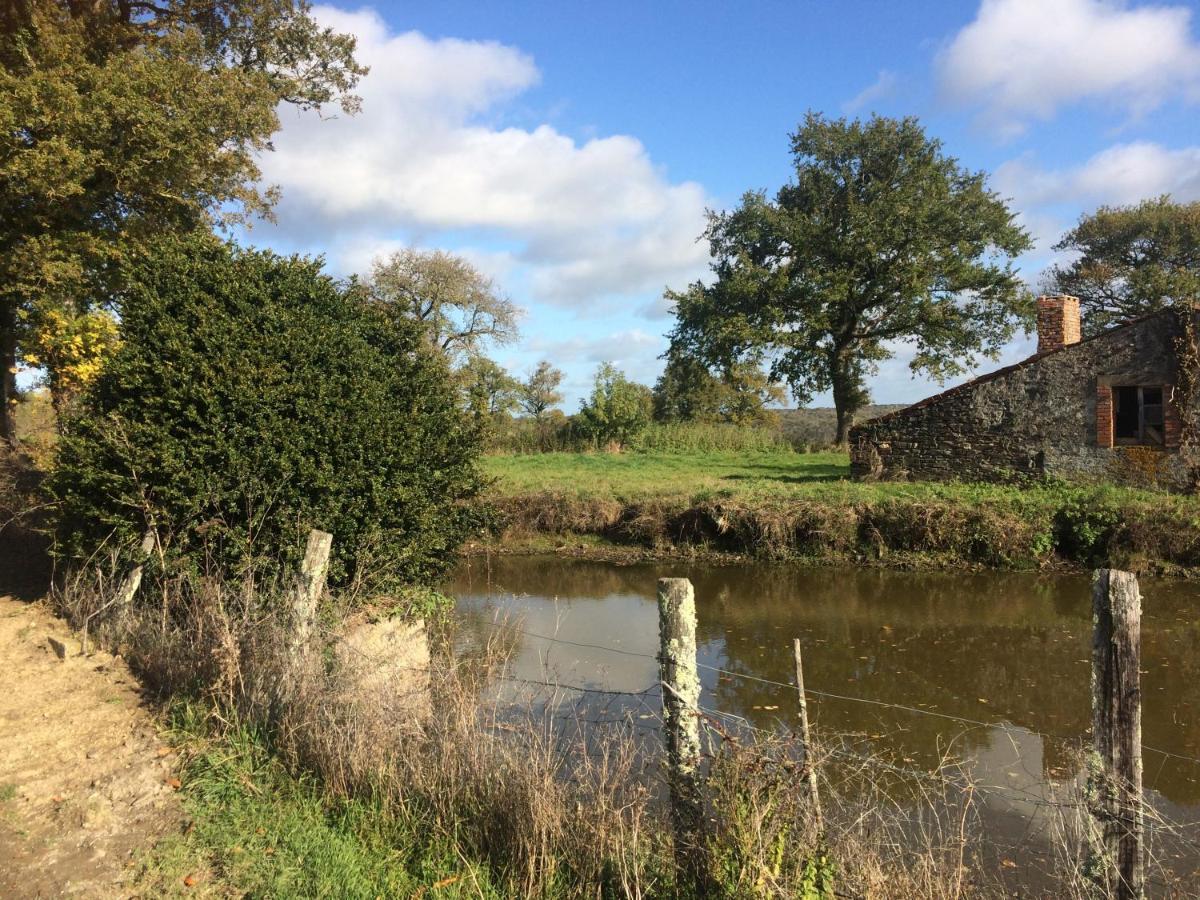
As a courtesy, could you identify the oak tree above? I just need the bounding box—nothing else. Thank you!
[667,113,1032,446]
[366,249,521,362]
[1046,197,1200,335]
[1,0,366,444]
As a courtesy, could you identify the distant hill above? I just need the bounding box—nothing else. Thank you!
[778,405,908,448]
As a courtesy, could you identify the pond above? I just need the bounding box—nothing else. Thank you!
[447,555,1200,884]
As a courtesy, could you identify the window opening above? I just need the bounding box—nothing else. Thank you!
[1112,385,1165,446]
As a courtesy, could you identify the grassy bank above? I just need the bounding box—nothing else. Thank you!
[135,707,496,898]
[119,605,980,900]
[482,450,1200,574]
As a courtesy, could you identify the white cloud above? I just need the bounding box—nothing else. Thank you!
[843,70,898,114]
[518,328,667,408]
[525,328,665,372]
[996,141,1200,209]
[939,0,1200,136]
[259,5,710,309]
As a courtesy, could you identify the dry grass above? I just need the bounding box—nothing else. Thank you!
[52,567,1200,898]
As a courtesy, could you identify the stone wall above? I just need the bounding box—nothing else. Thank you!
[849,311,1196,488]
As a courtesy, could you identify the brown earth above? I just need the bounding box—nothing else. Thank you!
[0,576,181,898]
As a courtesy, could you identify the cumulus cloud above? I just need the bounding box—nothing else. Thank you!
[525,329,665,373]
[258,5,710,309]
[939,0,1200,136]
[843,70,899,114]
[996,141,1200,210]
[516,328,668,408]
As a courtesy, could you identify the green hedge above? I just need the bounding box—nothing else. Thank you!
[50,235,483,591]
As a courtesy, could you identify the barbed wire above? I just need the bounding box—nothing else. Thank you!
[325,608,1200,890]
[480,618,1200,768]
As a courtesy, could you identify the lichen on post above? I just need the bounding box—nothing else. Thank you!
[656,576,707,891]
[1088,568,1144,900]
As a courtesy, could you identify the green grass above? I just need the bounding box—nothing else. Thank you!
[485,449,851,502]
[481,449,1200,572]
[135,708,497,899]
[483,448,1175,505]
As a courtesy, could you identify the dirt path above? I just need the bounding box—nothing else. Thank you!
[0,596,181,898]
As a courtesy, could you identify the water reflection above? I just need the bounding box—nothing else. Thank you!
[449,556,1200,814]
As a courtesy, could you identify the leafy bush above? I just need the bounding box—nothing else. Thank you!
[1052,491,1123,567]
[490,418,794,455]
[49,235,483,591]
[632,422,792,454]
[576,363,652,448]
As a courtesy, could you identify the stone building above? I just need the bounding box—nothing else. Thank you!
[849,296,1199,487]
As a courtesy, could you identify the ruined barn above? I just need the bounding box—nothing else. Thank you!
[849,296,1199,488]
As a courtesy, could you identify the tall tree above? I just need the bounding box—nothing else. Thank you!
[365,249,521,362]
[1046,197,1200,336]
[461,356,521,418]
[652,351,784,427]
[667,113,1032,446]
[519,360,564,420]
[577,362,652,449]
[0,0,366,445]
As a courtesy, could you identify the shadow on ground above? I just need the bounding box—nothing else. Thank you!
[721,471,846,484]
[0,525,52,601]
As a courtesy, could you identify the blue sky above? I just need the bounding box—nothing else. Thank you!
[244,0,1200,410]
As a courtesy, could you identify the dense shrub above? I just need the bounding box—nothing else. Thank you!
[576,363,652,448]
[490,418,793,455]
[49,235,483,591]
[632,422,792,453]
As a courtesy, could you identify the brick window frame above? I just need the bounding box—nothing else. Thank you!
[1096,380,1178,449]
[1097,384,1113,448]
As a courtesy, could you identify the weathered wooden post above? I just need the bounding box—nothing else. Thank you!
[82,529,156,653]
[657,577,707,892]
[287,529,333,669]
[1088,568,1144,900]
[115,530,156,613]
[793,638,823,828]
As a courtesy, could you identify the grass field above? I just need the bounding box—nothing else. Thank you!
[481,449,1200,573]
[485,449,852,501]
[483,448,1180,505]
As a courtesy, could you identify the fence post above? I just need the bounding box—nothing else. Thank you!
[793,638,823,828]
[1088,568,1144,900]
[115,529,156,613]
[657,577,707,892]
[80,529,157,654]
[287,529,333,668]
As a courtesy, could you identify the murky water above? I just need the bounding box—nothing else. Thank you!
[447,556,1200,883]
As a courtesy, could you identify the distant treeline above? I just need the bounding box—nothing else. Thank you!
[484,405,912,455]
[776,406,907,448]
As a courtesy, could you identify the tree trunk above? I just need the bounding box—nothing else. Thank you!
[1,299,19,450]
[830,349,860,449]
[833,402,855,448]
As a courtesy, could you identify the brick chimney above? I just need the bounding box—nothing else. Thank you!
[1035,295,1081,353]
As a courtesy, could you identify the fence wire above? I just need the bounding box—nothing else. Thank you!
[484,619,1200,769]
[319,599,1200,895]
